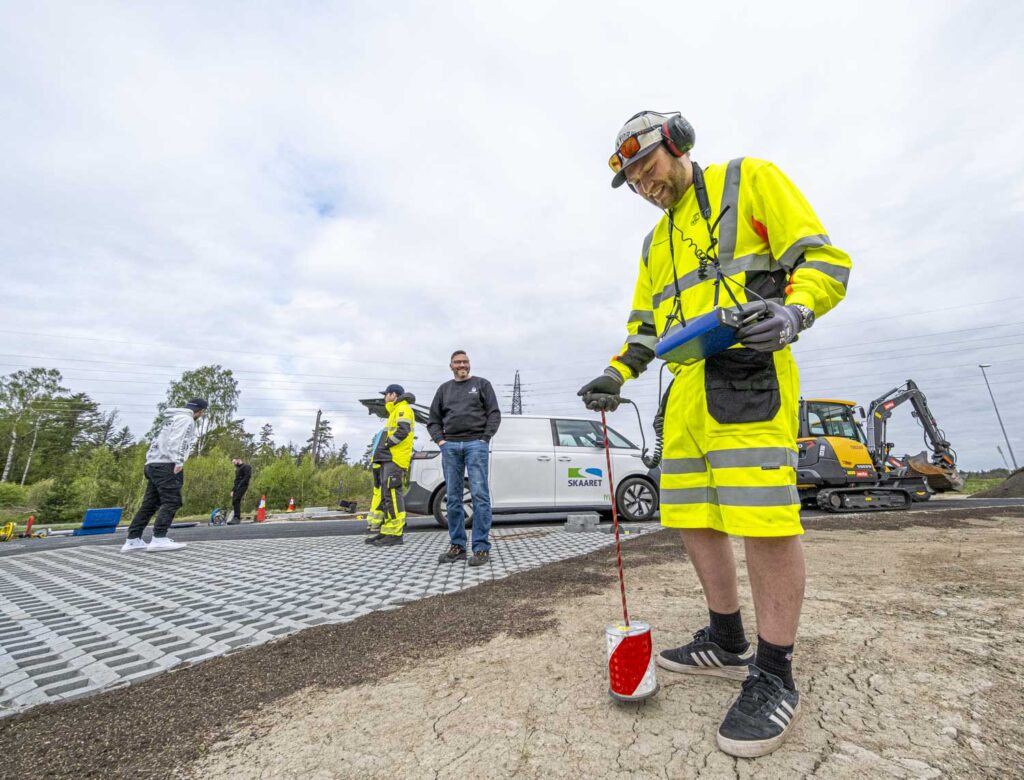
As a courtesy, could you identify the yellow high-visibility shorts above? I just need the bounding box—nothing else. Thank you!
[660,346,802,537]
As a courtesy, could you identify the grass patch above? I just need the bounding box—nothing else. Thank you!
[962,477,1004,495]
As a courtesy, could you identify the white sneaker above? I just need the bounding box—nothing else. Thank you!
[147,536,186,552]
[120,537,149,553]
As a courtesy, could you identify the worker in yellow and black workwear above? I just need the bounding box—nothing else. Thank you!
[578,111,850,758]
[366,383,416,548]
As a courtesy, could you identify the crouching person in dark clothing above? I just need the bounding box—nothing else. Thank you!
[229,458,251,524]
[122,398,207,553]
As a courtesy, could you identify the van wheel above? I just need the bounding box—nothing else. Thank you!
[616,477,658,522]
[432,484,474,529]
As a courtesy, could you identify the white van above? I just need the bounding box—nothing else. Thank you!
[402,414,659,526]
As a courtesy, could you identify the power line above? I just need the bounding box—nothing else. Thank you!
[5,294,1021,373]
[0,353,449,384]
[0,329,445,368]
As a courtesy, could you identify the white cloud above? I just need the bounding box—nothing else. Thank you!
[1,1,1022,468]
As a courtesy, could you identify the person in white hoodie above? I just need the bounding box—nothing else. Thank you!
[121,398,208,552]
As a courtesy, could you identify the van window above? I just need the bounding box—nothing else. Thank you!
[490,417,554,450]
[595,423,636,449]
[554,419,603,448]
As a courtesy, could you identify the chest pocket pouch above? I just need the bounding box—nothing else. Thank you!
[704,348,780,424]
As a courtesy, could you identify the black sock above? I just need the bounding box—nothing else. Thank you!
[708,609,749,654]
[755,636,795,690]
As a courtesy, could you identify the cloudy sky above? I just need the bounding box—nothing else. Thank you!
[2,1,1022,470]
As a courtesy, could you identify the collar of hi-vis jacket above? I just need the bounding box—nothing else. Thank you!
[385,393,416,412]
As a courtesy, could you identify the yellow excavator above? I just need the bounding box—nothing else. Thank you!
[797,380,963,512]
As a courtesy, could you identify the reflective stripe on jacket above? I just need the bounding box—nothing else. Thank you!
[608,157,851,381]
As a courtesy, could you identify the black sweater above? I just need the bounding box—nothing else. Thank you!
[427,377,501,443]
[232,463,252,494]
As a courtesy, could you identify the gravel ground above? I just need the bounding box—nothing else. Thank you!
[1,505,1022,779]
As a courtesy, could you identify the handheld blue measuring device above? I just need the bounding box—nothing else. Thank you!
[654,300,769,365]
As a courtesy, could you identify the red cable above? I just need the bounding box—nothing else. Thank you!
[601,410,630,627]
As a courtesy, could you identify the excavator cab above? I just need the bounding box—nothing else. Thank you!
[797,400,884,507]
[800,399,867,443]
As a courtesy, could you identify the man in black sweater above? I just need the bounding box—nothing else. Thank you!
[428,350,501,567]
[229,458,251,525]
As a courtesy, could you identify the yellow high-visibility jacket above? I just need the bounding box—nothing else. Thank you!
[608,157,851,381]
[375,394,417,469]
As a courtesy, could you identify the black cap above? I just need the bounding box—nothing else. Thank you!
[185,398,209,412]
[380,384,404,396]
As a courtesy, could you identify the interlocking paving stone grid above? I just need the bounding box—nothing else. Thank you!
[0,526,652,717]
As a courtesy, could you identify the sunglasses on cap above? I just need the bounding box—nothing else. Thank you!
[607,125,662,173]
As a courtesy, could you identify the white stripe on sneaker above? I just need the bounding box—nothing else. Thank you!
[780,699,795,716]
[768,713,788,729]
[708,653,724,667]
[692,652,706,667]
[774,705,792,725]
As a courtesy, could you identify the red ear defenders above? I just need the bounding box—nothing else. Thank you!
[625,112,695,192]
[662,114,695,157]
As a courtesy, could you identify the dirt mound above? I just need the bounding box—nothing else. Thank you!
[970,467,1024,498]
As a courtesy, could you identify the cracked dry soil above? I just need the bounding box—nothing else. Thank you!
[184,509,1023,780]
[2,507,1022,779]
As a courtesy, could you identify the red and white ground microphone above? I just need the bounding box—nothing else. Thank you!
[601,409,658,702]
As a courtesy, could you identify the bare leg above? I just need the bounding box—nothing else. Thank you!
[744,536,805,646]
[680,528,740,613]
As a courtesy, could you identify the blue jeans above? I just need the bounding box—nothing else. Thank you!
[441,439,492,552]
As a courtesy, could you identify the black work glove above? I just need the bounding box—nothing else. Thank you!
[577,372,624,412]
[735,301,802,352]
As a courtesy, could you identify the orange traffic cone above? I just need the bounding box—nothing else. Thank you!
[287,496,295,512]
[256,495,267,523]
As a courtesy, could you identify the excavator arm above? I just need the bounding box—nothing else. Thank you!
[866,380,963,491]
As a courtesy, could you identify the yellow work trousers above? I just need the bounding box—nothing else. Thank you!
[379,462,407,537]
[660,347,803,537]
[367,464,385,530]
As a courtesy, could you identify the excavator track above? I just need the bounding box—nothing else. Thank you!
[816,487,914,513]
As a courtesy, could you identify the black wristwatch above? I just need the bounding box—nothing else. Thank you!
[791,304,815,331]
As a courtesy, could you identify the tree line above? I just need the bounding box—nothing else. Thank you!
[0,365,373,523]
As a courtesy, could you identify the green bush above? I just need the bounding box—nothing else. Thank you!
[250,455,316,510]
[315,463,373,510]
[71,447,123,510]
[26,478,54,508]
[39,468,84,523]
[0,482,29,507]
[180,447,236,516]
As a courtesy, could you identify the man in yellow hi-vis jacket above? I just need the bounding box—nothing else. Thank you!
[579,111,850,758]
[367,384,416,547]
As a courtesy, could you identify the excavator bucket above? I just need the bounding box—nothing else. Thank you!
[906,451,965,492]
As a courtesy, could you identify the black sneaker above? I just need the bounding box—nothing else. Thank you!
[468,550,490,567]
[656,627,753,681]
[364,533,384,545]
[375,534,403,547]
[438,545,466,563]
[716,666,801,758]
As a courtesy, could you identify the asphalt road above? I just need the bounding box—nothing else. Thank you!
[2,497,1023,559]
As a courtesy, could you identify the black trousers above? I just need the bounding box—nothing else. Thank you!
[128,463,183,539]
[232,488,247,519]
[378,462,407,533]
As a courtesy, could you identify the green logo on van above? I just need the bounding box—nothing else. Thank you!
[568,467,602,486]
